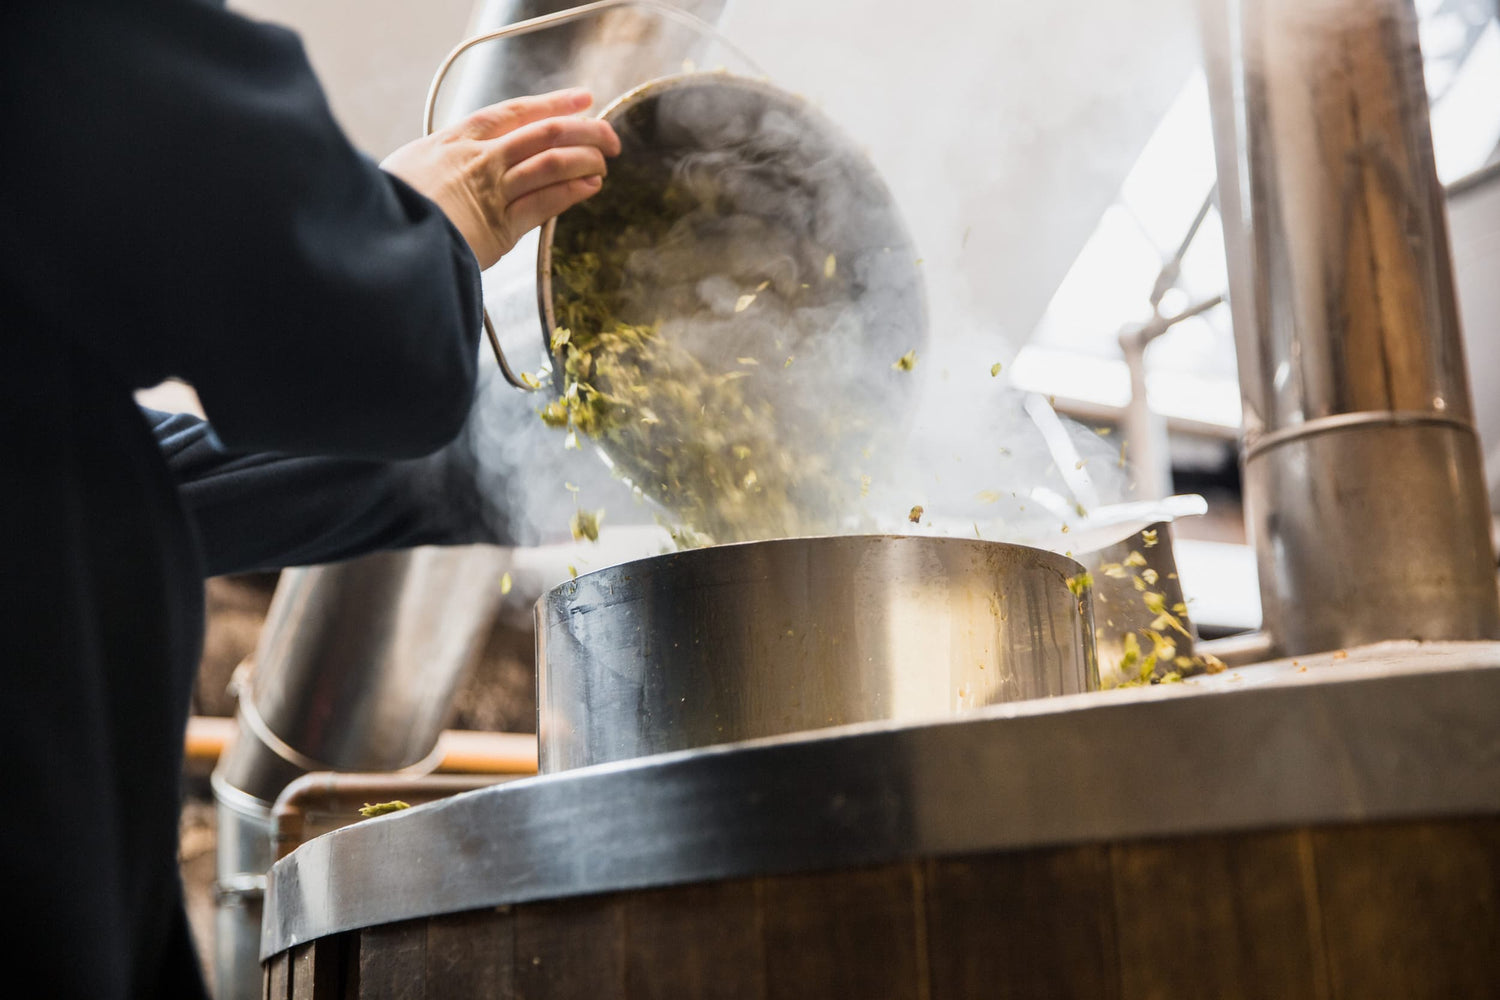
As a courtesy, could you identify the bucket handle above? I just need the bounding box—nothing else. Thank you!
[422,0,762,390]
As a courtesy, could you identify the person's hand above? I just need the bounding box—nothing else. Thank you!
[381,88,620,269]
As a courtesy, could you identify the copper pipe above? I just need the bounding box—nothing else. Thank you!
[186,716,537,776]
[271,772,512,861]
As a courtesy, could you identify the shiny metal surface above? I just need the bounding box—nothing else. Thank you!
[1244,420,1500,653]
[1200,0,1500,656]
[535,70,928,387]
[211,546,505,998]
[239,546,503,782]
[263,642,1500,958]
[271,772,512,861]
[211,777,272,1000]
[531,71,928,519]
[1201,0,1474,439]
[535,535,1095,772]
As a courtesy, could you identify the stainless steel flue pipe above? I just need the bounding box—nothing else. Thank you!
[211,547,505,1000]
[1200,0,1500,656]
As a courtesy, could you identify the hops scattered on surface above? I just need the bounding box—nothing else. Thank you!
[359,801,410,819]
[892,349,918,372]
[990,362,1002,377]
[500,572,513,596]
[908,504,924,523]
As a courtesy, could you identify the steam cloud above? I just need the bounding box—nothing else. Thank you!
[447,71,1158,573]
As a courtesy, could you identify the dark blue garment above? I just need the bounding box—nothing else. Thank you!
[149,407,492,576]
[0,1,485,995]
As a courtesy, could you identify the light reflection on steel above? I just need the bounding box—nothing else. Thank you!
[1200,0,1500,656]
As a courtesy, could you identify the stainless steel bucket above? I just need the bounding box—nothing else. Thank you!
[536,70,927,372]
[535,535,1097,772]
[532,70,929,543]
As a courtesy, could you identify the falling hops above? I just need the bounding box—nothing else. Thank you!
[570,508,603,542]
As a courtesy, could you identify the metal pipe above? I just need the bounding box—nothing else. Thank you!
[210,546,505,1000]
[216,546,505,803]
[1118,294,1226,500]
[185,716,538,776]
[1200,0,1500,657]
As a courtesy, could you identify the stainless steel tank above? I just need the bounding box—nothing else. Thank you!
[535,535,1097,772]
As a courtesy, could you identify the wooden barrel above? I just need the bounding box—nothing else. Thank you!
[268,815,1500,1000]
[263,646,1500,999]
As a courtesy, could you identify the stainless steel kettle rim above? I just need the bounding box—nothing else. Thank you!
[535,533,1098,772]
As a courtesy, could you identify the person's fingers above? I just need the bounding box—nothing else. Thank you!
[504,146,609,203]
[505,175,603,236]
[493,115,620,167]
[459,88,593,140]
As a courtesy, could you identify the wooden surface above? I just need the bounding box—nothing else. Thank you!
[268,815,1500,999]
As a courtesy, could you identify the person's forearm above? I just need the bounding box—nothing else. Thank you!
[150,409,499,576]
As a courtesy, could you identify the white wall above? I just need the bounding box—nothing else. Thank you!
[714,0,1200,360]
[229,0,476,159]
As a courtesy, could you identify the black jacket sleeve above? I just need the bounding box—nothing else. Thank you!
[6,0,482,461]
[147,407,502,576]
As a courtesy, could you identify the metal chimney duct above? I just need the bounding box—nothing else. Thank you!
[211,547,505,1000]
[1200,0,1500,657]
